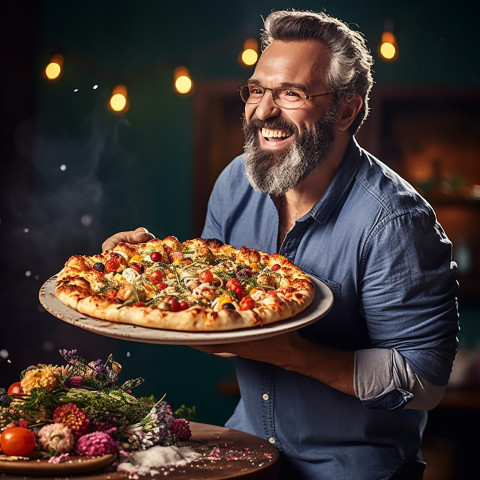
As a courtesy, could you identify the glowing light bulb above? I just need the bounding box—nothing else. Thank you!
[242,49,258,66]
[44,55,64,80]
[378,27,398,62]
[109,84,129,113]
[239,38,259,67]
[174,67,193,95]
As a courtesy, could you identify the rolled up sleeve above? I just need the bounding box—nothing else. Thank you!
[356,209,459,409]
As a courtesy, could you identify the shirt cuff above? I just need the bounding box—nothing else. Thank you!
[354,348,445,411]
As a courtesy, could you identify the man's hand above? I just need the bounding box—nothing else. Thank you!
[102,227,155,251]
[191,331,355,397]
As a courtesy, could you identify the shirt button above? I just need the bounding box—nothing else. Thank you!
[262,393,269,401]
[268,437,276,444]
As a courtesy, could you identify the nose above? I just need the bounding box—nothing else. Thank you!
[252,89,281,121]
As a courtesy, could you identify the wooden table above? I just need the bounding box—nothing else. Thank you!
[0,422,280,480]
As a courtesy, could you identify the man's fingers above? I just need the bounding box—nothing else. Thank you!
[132,227,155,243]
[102,227,155,251]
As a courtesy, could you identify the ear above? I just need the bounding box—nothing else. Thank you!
[336,94,363,132]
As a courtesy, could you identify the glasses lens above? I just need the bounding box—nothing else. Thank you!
[274,87,305,108]
[240,85,265,104]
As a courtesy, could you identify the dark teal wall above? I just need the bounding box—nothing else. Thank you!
[35,0,480,238]
[2,0,478,426]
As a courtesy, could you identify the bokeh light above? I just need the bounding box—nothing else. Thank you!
[44,54,64,80]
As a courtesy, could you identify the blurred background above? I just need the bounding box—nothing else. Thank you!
[1,0,479,478]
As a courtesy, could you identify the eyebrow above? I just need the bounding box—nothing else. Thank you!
[247,79,308,91]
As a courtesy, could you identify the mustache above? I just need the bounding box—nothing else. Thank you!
[243,116,299,136]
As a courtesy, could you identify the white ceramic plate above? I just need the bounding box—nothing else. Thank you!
[39,276,333,345]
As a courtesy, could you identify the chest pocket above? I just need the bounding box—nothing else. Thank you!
[301,268,342,295]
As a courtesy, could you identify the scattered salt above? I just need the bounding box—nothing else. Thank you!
[117,446,200,476]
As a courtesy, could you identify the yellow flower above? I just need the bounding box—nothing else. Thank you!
[21,366,59,394]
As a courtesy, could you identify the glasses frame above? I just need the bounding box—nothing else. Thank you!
[239,84,336,110]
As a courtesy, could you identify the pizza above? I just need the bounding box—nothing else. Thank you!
[55,237,315,332]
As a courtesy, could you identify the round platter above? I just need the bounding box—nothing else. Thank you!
[39,276,333,345]
[0,454,116,475]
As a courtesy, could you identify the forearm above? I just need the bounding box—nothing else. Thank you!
[279,333,355,396]
[193,332,355,397]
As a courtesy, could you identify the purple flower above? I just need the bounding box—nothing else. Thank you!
[59,349,80,364]
[76,431,118,456]
[169,418,192,440]
[48,453,70,464]
[0,388,11,406]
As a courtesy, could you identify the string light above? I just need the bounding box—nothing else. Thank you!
[378,20,398,62]
[108,84,129,113]
[239,38,258,67]
[44,54,64,80]
[174,66,194,95]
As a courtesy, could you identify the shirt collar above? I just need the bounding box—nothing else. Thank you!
[307,137,363,224]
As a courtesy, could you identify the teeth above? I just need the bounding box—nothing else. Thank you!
[261,128,289,139]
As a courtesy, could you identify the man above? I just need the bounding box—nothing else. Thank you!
[104,10,459,480]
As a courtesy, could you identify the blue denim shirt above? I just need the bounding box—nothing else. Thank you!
[201,138,459,479]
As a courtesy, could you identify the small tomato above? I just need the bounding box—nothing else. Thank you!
[0,427,36,456]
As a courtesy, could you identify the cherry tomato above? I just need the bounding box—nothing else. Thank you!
[168,297,182,312]
[226,278,241,291]
[104,257,120,274]
[157,282,168,291]
[179,300,190,310]
[170,252,183,263]
[7,382,24,397]
[150,270,165,284]
[234,285,246,300]
[199,270,214,284]
[131,262,143,274]
[272,264,281,271]
[0,427,36,456]
[151,251,162,262]
[239,296,256,311]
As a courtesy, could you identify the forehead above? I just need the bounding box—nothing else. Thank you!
[251,40,330,88]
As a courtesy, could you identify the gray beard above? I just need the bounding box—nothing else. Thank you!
[243,104,338,196]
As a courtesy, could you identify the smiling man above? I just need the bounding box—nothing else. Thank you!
[103,10,459,480]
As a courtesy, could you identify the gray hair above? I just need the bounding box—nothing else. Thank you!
[261,10,374,134]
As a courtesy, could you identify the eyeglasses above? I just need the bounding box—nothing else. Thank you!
[239,84,335,110]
